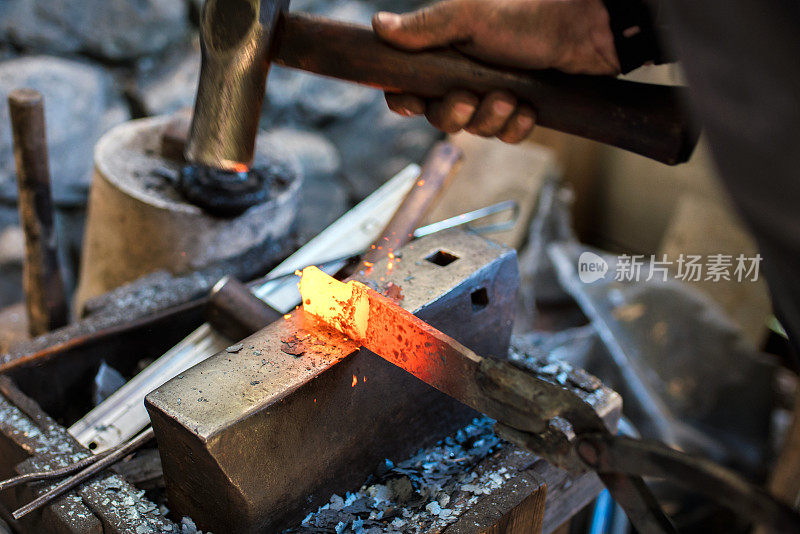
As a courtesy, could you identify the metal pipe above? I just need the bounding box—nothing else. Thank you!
[8,88,68,336]
[206,275,283,341]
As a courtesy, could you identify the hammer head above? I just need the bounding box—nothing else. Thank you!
[185,0,289,171]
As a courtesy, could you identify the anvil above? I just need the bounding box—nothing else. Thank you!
[146,230,520,533]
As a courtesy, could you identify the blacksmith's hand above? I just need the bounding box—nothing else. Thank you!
[372,0,621,143]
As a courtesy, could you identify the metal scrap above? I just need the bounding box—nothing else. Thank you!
[281,334,307,357]
[285,417,509,534]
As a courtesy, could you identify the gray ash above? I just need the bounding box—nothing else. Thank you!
[285,417,513,534]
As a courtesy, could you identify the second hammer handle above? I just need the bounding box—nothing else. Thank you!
[275,13,697,165]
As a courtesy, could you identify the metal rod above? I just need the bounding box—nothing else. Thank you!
[12,427,154,520]
[203,197,517,340]
[413,200,519,238]
[8,88,68,336]
[206,276,283,341]
[361,141,462,266]
[0,449,113,492]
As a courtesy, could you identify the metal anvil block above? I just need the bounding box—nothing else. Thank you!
[146,230,519,533]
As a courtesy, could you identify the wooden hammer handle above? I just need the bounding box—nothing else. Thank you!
[274,13,698,165]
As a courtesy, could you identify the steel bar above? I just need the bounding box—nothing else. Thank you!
[8,88,68,336]
[0,377,171,533]
[297,269,678,533]
[413,200,519,238]
[0,450,112,493]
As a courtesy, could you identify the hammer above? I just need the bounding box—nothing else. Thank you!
[186,0,697,174]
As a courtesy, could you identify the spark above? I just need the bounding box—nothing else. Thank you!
[352,374,357,387]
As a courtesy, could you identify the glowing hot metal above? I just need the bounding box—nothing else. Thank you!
[299,266,550,434]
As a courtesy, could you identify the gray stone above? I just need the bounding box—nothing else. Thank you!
[325,101,442,200]
[0,56,129,205]
[260,128,347,242]
[265,67,377,126]
[263,0,376,126]
[267,0,440,200]
[0,209,23,308]
[0,0,188,60]
[135,35,200,116]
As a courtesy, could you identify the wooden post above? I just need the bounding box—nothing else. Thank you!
[8,88,68,336]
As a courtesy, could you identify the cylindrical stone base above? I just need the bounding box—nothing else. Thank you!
[75,115,302,311]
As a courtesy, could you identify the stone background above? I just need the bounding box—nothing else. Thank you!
[0,0,440,307]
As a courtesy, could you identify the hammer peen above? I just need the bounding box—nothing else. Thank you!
[187,0,699,172]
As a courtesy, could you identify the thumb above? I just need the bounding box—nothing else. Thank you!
[372,1,470,51]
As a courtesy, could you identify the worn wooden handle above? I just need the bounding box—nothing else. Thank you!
[274,13,698,165]
[361,141,462,266]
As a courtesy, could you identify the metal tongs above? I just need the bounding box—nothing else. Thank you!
[489,357,800,533]
[298,266,800,534]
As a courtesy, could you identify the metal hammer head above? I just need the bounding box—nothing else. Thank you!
[185,0,289,171]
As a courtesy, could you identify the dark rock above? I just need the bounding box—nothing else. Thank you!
[0,56,129,205]
[0,0,188,61]
[265,67,377,126]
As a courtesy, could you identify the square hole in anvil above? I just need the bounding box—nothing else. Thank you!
[425,250,459,267]
[471,287,489,311]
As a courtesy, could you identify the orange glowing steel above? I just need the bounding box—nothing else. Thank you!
[299,267,492,417]
[298,266,369,341]
[232,162,249,173]
[299,264,538,439]
[300,265,469,366]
